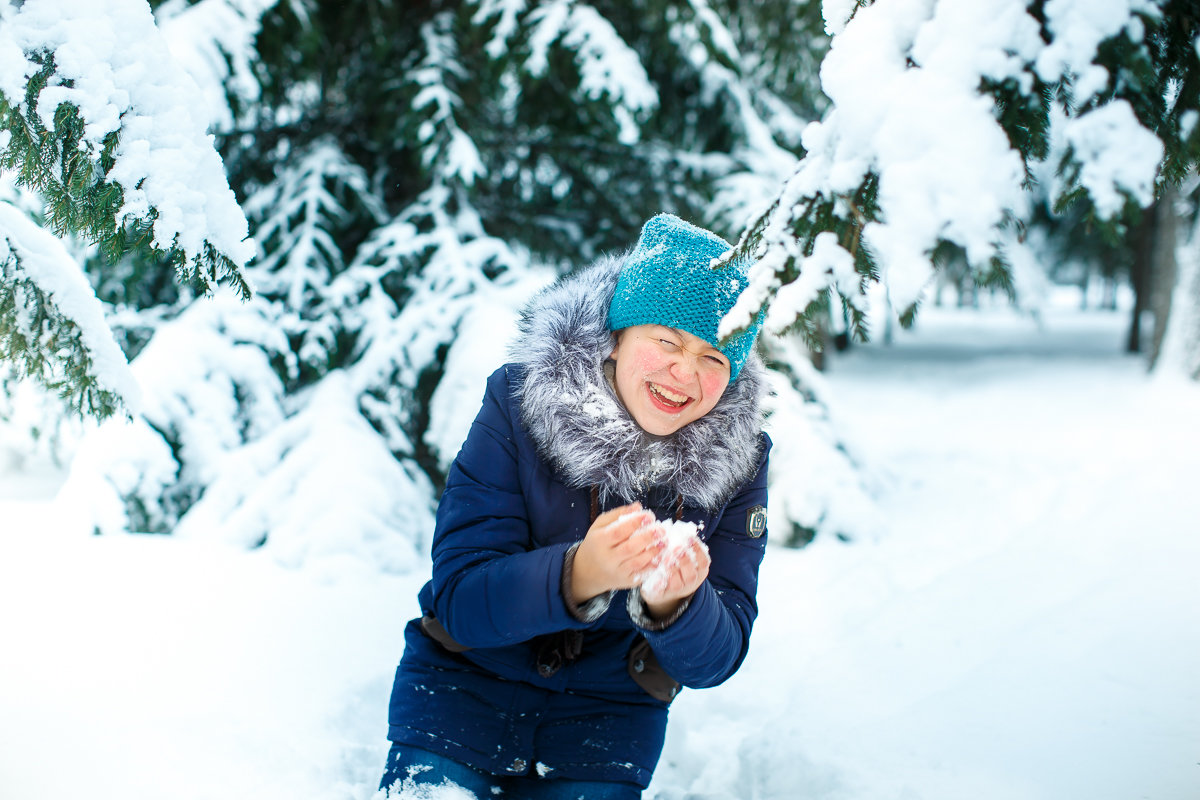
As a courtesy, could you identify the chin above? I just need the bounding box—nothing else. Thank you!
[632,407,694,436]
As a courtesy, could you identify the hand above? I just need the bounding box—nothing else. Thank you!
[570,502,663,605]
[640,536,710,620]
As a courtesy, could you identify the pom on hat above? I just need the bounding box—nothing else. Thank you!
[607,213,763,380]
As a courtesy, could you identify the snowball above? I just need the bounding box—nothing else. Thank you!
[641,517,706,596]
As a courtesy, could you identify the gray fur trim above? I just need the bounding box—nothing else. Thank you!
[627,588,690,631]
[510,253,767,511]
[562,542,616,622]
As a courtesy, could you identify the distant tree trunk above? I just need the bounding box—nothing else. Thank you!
[1127,202,1158,353]
[1148,187,1181,366]
[1101,277,1118,310]
[809,335,828,371]
[1152,186,1200,380]
[882,292,895,346]
[809,308,834,371]
[957,272,978,308]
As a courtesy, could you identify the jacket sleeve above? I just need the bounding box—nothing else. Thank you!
[428,365,590,648]
[639,433,771,689]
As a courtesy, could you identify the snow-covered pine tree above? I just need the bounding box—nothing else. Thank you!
[51,0,877,559]
[720,0,1200,384]
[0,0,253,418]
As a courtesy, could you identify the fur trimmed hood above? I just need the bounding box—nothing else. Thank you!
[510,253,767,511]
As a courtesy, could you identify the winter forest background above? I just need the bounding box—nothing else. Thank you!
[1,0,1199,798]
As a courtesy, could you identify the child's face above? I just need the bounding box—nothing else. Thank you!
[609,324,731,435]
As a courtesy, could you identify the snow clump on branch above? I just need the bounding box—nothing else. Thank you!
[0,0,254,277]
[722,0,1165,339]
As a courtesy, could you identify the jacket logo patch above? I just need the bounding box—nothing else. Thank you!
[746,505,767,538]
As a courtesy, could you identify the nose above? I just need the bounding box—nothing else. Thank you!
[667,351,700,384]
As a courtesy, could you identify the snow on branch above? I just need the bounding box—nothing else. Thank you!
[0,0,254,295]
[413,12,486,186]
[0,200,140,416]
[243,140,378,303]
[669,4,789,163]
[338,182,528,472]
[1035,0,1157,102]
[720,0,1166,344]
[671,2,808,231]
[472,0,530,59]
[524,0,658,144]
[344,183,522,391]
[1059,101,1163,218]
[155,0,280,132]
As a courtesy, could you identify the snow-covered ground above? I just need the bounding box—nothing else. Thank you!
[2,297,1198,800]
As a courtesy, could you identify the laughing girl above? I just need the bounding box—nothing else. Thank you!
[380,213,770,799]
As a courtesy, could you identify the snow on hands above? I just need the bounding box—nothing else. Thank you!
[639,516,706,600]
[575,504,708,607]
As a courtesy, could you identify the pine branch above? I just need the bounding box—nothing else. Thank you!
[0,54,252,300]
[0,252,122,418]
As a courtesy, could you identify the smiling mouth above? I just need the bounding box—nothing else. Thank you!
[648,382,691,410]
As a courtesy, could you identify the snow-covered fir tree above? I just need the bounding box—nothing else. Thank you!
[720,0,1200,382]
[3,0,871,563]
[10,0,1200,567]
[0,0,253,418]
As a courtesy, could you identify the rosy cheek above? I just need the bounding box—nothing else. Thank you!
[636,352,664,373]
[699,372,728,397]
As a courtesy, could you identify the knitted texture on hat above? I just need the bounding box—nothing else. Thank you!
[607,213,763,380]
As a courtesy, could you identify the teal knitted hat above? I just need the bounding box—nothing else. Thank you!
[607,213,763,380]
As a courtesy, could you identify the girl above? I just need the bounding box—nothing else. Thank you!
[380,213,770,799]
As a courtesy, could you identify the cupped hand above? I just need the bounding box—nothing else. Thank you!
[569,502,663,604]
[639,536,710,620]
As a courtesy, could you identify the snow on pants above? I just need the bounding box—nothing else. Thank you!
[379,743,643,799]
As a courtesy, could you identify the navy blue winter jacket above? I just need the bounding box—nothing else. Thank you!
[386,255,770,788]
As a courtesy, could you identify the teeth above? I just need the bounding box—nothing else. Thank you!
[650,383,688,404]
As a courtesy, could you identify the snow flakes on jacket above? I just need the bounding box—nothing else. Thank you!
[511,253,767,512]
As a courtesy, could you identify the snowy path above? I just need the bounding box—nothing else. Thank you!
[2,303,1198,799]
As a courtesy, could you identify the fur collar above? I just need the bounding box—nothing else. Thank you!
[510,253,767,511]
